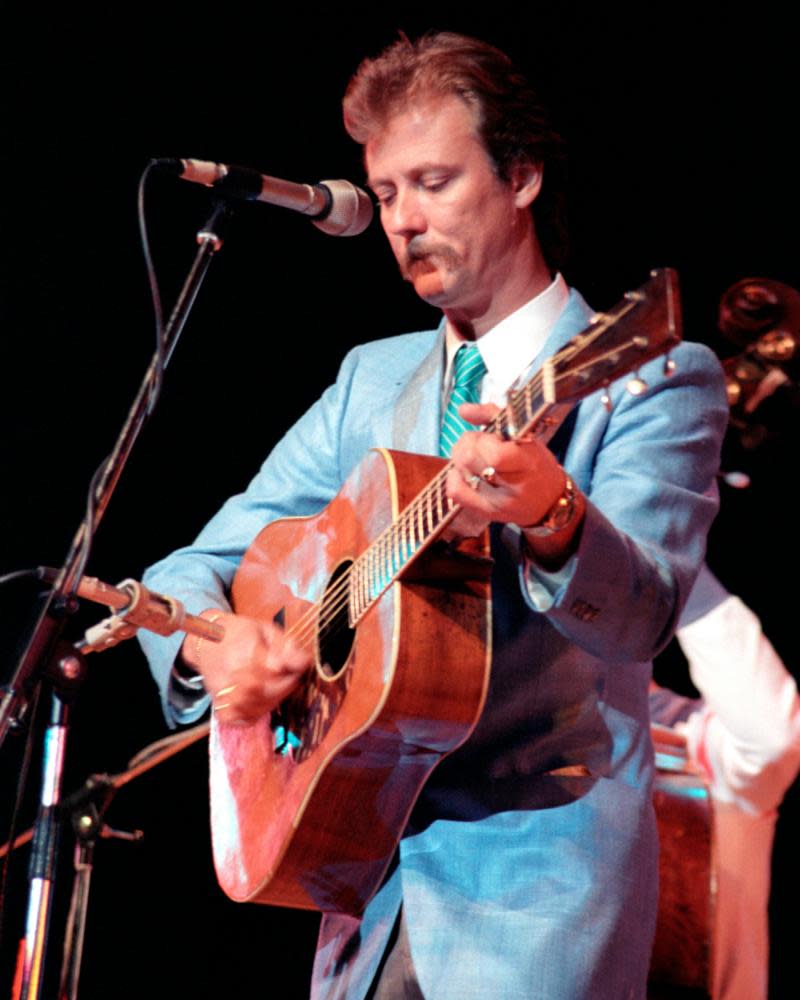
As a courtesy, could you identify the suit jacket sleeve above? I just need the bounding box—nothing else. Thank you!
[137,345,360,725]
[522,340,729,662]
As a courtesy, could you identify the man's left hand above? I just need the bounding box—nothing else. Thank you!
[446,402,585,566]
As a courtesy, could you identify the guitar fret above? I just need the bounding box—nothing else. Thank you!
[364,551,371,616]
[381,533,391,591]
[395,519,402,569]
[354,558,363,623]
[497,408,511,440]
[521,384,534,424]
[384,532,392,588]
[367,543,376,605]
[386,526,394,580]
[359,550,368,618]
[356,549,364,618]
[390,531,397,581]
[512,392,527,437]
[404,507,414,559]
[375,537,384,597]
[391,531,398,581]
[350,557,359,623]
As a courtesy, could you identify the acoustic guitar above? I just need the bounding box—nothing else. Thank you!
[210,268,683,914]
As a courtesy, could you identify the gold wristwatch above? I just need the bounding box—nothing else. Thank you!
[523,477,577,537]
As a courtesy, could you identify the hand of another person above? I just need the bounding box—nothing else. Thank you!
[181,610,311,724]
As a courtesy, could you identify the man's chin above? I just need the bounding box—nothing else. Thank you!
[407,266,448,303]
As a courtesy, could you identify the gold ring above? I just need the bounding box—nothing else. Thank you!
[213,683,238,712]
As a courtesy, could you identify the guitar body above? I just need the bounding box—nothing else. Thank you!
[210,448,492,914]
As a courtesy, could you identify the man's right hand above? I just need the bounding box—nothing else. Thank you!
[181,610,311,724]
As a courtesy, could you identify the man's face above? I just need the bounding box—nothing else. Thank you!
[365,94,540,325]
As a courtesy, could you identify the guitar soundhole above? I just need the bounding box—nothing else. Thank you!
[317,559,356,680]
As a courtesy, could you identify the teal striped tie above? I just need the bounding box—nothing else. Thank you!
[439,343,487,457]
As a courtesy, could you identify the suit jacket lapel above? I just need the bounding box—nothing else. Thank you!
[391,323,446,455]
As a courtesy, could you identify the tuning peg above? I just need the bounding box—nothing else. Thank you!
[626,374,648,396]
[601,389,613,412]
[663,357,677,376]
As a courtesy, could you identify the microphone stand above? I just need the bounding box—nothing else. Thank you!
[1,723,209,1000]
[1,200,230,1000]
[57,723,209,1000]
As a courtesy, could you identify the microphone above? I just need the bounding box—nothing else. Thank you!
[155,157,373,236]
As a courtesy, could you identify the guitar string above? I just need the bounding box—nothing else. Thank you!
[282,301,654,657]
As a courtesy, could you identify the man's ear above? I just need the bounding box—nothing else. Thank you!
[511,161,543,209]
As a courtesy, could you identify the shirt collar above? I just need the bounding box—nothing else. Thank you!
[443,273,569,400]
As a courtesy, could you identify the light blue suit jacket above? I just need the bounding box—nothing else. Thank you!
[139,289,728,999]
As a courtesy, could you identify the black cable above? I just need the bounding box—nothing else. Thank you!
[0,683,42,948]
[138,159,167,415]
[0,569,45,588]
[67,160,168,598]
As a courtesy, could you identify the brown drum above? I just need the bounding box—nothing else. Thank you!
[648,724,715,999]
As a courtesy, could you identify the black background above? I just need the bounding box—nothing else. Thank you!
[1,4,798,997]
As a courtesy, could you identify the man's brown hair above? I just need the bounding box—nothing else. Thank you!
[344,31,568,269]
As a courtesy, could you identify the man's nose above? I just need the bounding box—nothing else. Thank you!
[383,188,426,238]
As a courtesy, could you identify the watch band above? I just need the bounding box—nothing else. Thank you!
[522,476,577,538]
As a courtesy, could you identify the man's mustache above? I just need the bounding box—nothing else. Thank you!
[400,239,461,276]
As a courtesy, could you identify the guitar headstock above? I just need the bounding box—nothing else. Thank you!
[545,268,683,406]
